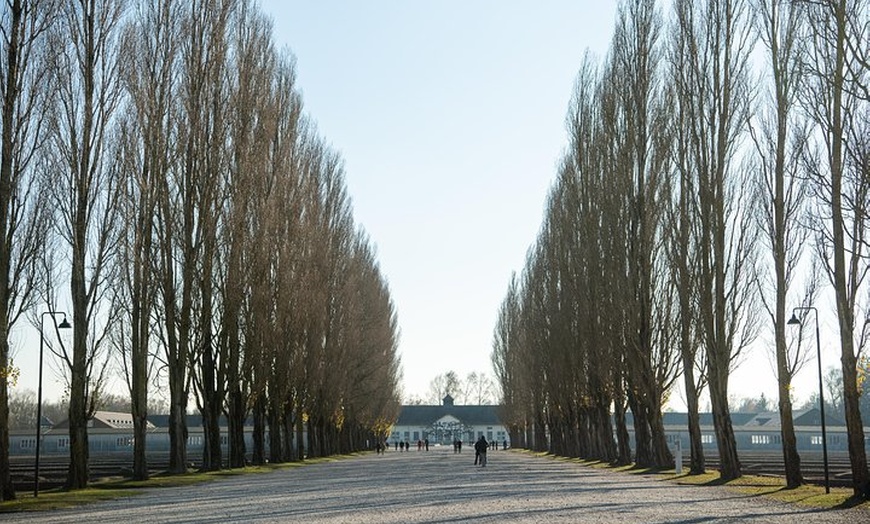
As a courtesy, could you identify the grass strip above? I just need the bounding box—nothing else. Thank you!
[0,453,358,513]
[524,449,868,511]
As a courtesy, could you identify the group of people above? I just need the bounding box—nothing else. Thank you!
[377,439,430,454]
[375,436,509,468]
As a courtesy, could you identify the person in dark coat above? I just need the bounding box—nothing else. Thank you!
[474,435,489,467]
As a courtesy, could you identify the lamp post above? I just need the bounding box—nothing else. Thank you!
[787,306,829,494]
[34,311,71,497]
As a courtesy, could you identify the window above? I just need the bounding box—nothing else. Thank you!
[751,435,771,445]
[19,438,36,450]
[58,437,70,449]
[811,436,823,446]
[701,434,714,444]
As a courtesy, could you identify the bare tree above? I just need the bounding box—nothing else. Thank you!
[0,0,58,500]
[111,0,179,481]
[749,0,816,489]
[463,372,496,405]
[45,0,126,490]
[220,0,277,469]
[492,275,524,445]
[670,0,759,481]
[800,0,870,498]
[611,0,676,470]
[426,371,460,404]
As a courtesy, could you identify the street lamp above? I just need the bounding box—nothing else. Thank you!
[34,311,71,497]
[787,306,830,494]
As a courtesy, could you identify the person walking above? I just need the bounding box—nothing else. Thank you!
[474,435,489,467]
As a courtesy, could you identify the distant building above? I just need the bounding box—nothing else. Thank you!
[52,410,155,430]
[389,395,508,446]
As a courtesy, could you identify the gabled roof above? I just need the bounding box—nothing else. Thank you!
[395,404,502,427]
[793,407,846,427]
[146,414,255,428]
[52,411,155,430]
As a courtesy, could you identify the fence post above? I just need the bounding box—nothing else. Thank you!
[675,438,682,475]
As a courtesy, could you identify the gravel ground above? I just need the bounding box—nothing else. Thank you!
[6,447,869,523]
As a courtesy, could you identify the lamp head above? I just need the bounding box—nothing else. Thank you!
[787,313,801,326]
[58,317,72,329]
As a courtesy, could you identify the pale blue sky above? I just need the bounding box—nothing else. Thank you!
[260,1,621,401]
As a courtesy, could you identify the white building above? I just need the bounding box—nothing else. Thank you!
[389,395,508,447]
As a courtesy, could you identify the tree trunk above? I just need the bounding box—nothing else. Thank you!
[284,412,297,462]
[267,396,282,463]
[648,397,674,469]
[67,209,90,490]
[709,374,741,480]
[0,336,13,500]
[0,0,20,501]
[252,394,265,465]
[613,399,632,466]
[130,293,149,482]
[198,246,222,471]
[683,368,705,474]
[628,392,652,467]
[199,341,222,471]
[826,0,869,498]
[130,196,152,481]
[227,388,246,468]
[613,366,632,465]
[778,383,802,488]
[168,368,188,473]
[595,403,617,463]
[307,417,319,458]
[533,411,547,453]
[841,346,869,497]
[295,412,305,461]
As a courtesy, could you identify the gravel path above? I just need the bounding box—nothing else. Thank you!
[6,447,869,523]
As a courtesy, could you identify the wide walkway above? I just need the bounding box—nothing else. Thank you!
[6,447,868,523]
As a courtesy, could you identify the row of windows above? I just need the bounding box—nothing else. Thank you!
[667,434,716,444]
[811,435,842,445]
[749,434,841,446]
[186,435,230,446]
[19,437,70,449]
[669,433,837,446]
[751,434,781,445]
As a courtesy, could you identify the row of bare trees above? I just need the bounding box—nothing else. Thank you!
[493,0,870,498]
[0,0,402,500]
